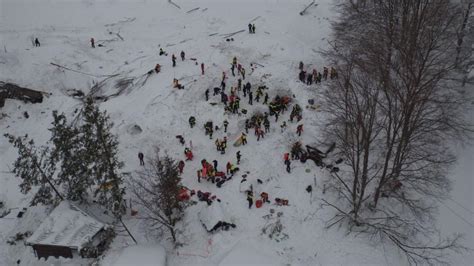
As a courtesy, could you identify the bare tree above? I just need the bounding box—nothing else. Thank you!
[128,147,188,244]
[320,0,472,264]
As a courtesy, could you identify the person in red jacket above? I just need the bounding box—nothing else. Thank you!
[284,152,289,162]
[185,148,193,161]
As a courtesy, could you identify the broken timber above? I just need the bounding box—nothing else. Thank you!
[221,29,246,38]
[187,7,200,13]
[168,0,181,9]
[300,0,315,16]
[50,62,115,78]
[249,16,261,23]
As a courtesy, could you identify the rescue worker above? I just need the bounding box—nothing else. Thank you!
[247,190,254,209]
[263,93,269,105]
[178,160,185,174]
[241,132,247,145]
[248,91,253,105]
[330,67,337,79]
[172,54,177,67]
[201,63,205,75]
[296,124,304,136]
[323,67,328,80]
[299,61,304,71]
[299,70,306,82]
[226,161,232,175]
[223,120,229,132]
[221,79,226,92]
[213,160,218,171]
[221,137,227,154]
[245,119,250,133]
[221,92,228,106]
[90,37,95,48]
[180,50,185,61]
[185,148,193,161]
[205,89,209,101]
[280,121,287,132]
[237,78,242,92]
[155,64,161,73]
[34,38,40,47]
[159,48,165,55]
[197,169,202,183]
[252,24,256,34]
[240,67,246,80]
[236,151,241,165]
[284,153,291,173]
[138,152,145,166]
[189,116,196,128]
[263,118,270,133]
[307,73,313,85]
[248,23,252,33]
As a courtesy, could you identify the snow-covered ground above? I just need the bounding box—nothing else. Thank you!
[1,0,473,265]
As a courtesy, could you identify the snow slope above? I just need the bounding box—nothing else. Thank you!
[1,0,472,265]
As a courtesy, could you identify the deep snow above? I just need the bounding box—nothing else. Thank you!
[0,0,473,265]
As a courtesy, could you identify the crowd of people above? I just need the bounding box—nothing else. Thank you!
[133,28,339,228]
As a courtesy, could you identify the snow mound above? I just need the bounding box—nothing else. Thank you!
[198,202,228,231]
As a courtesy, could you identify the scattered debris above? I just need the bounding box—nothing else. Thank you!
[0,82,45,108]
[187,7,200,13]
[50,62,115,78]
[127,124,143,135]
[168,0,181,9]
[300,1,316,16]
[221,29,246,39]
[249,16,261,23]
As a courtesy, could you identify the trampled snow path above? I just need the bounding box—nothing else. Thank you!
[0,0,472,265]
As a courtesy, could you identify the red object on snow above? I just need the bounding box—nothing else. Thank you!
[178,188,190,201]
[284,153,289,161]
[256,200,263,208]
[215,171,226,177]
[185,151,194,161]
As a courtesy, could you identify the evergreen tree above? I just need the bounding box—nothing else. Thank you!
[5,98,125,216]
[4,134,61,205]
[49,111,92,202]
[82,98,125,215]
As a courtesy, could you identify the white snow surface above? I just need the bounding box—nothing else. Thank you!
[218,240,284,266]
[1,0,473,265]
[101,244,166,266]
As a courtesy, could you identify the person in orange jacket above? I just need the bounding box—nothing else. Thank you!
[226,162,232,175]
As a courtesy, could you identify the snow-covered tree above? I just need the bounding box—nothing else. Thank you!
[129,147,188,244]
[5,98,125,216]
[4,134,61,205]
